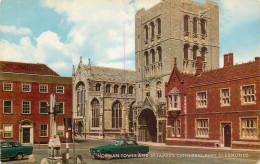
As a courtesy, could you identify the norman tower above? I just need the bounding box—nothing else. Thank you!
[134,0,219,142]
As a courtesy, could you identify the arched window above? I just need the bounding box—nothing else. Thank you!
[91,98,100,127]
[184,44,190,60]
[156,81,162,98]
[112,101,122,128]
[201,19,206,35]
[184,15,189,31]
[121,85,126,94]
[150,22,155,38]
[144,51,149,65]
[201,47,207,61]
[144,25,148,40]
[193,18,198,33]
[114,85,119,93]
[76,82,85,117]
[157,47,162,62]
[151,49,155,63]
[193,46,199,60]
[157,18,161,34]
[106,84,111,93]
[128,86,133,94]
[95,83,101,91]
[145,83,150,96]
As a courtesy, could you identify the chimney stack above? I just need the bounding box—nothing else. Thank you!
[228,53,233,66]
[255,57,260,62]
[195,56,202,76]
[224,54,229,67]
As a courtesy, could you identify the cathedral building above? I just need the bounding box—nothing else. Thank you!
[133,0,219,142]
[72,58,136,138]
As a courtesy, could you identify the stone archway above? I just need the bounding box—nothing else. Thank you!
[138,109,157,142]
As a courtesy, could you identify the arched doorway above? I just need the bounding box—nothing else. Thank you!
[138,109,157,142]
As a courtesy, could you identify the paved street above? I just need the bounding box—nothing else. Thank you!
[1,138,260,164]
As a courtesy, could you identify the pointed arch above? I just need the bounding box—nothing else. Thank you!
[91,98,100,127]
[157,18,161,35]
[184,44,190,60]
[112,100,122,128]
[184,15,189,31]
[193,45,199,60]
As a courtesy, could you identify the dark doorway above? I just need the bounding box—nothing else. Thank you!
[223,124,231,147]
[23,128,30,143]
[138,109,157,142]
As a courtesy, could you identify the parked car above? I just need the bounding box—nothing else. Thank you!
[0,141,33,160]
[90,139,149,160]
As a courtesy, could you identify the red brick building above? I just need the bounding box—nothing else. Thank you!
[165,54,260,149]
[0,61,72,144]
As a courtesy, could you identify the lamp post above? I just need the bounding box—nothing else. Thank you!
[47,93,62,161]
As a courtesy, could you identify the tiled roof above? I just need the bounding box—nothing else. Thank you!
[0,61,60,76]
[189,61,260,86]
[84,65,136,83]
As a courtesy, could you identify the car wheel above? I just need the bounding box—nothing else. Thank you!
[16,153,24,160]
[104,153,112,160]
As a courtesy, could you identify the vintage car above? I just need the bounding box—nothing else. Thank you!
[0,141,33,160]
[90,139,149,160]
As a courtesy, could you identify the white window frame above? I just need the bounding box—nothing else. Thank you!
[39,85,48,93]
[241,84,256,105]
[171,119,175,137]
[220,88,230,106]
[196,91,207,108]
[168,94,181,111]
[56,86,64,94]
[3,83,13,91]
[22,101,31,114]
[57,124,65,137]
[196,118,209,138]
[3,124,13,138]
[22,84,31,92]
[39,101,48,114]
[240,117,258,140]
[56,102,64,114]
[3,100,13,114]
[39,124,48,137]
[176,119,181,137]
[171,119,181,137]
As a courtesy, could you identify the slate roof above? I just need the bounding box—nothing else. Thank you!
[84,65,136,83]
[0,61,60,76]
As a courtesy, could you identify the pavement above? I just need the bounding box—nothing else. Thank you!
[1,138,260,164]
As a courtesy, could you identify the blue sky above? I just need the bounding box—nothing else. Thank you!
[0,0,259,76]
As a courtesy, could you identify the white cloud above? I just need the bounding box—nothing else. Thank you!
[0,25,32,35]
[134,0,161,10]
[220,0,260,33]
[0,30,76,75]
[40,0,140,68]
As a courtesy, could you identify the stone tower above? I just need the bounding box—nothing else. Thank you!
[133,0,219,142]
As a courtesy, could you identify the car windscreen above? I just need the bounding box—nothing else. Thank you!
[107,140,119,146]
